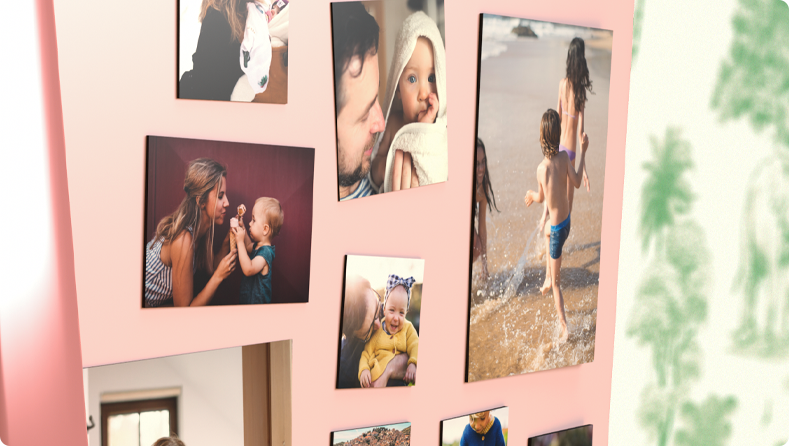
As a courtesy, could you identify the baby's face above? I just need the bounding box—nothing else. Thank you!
[384,286,408,335]
[397,37,437,123]
[248,202,269,242]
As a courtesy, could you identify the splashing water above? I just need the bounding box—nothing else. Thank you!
[501,225,541,300]
[467,225,600,381]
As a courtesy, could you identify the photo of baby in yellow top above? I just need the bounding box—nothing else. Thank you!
[359,275,419,387]
[337,255,424,389]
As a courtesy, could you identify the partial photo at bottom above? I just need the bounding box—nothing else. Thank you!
[441,407,509,445]
[83,340,292,446]
[331,422,411,446]
[528,424,592,446]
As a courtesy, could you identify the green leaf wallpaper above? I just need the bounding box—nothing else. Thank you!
[610,0,789,444]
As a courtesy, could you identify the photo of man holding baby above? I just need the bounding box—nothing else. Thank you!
[331,0,448,201]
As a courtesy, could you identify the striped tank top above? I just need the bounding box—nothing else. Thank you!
[144,227,194,307]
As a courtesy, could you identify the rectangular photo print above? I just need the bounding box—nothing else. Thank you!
[178,0,290,103]
[336,255,425,389]
[467,15,613,381]
[331,422,411,446]
[528,424,592,446]
[331,1,448,201]
[144,136,313,307]
[85,340,292,446]
[441,407,508,446]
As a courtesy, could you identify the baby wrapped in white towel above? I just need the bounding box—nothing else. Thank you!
[370,11,448,193]
[232,0,289,102]
[239,1,274,93]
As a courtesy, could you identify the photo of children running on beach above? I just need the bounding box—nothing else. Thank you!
[441,407,508,446]
[143,136,314,307]
[331,1,448,201]
[467,15,612,382]
[336,255,424,389]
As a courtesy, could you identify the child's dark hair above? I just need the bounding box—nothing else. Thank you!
[475,138,499,214]
[540,109,561,158]
[566,37,593,111]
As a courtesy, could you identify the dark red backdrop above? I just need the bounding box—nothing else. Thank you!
[145,136,314,305]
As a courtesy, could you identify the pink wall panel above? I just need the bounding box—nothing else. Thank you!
[0,1,88,445]
[1,0,632,445]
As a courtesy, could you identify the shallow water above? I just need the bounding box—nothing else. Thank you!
[467,36,609,381]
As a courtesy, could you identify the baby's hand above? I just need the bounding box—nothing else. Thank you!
[360,369,372,388]
[525,191,535,207]
[234,225,246,243]
[581,132,589,152]
[418,93,439,124]
[404,363,417,384]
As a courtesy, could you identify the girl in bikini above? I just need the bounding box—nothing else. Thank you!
[539,37,593,295]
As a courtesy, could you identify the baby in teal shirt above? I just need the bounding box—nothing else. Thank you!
[233,197,283,304]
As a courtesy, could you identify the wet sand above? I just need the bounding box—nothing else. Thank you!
[468,37,611,382]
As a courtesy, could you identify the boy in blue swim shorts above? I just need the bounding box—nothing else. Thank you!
[525,109,588,343]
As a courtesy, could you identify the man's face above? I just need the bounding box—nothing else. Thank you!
[336,51,385,189]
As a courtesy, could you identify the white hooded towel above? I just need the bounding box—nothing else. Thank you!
[371,11,448,193]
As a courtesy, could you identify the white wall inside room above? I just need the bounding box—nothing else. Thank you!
[86,347,243,446]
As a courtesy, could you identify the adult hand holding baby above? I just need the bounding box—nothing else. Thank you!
[215,248,238,281]
[359,369,372,388]
[391,150,420,191]
[404,363,417,384]
[395,93,437,191]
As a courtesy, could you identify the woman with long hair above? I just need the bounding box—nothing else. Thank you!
[144,158,237,307]
[557,37,593,208]
[539,37,593,295]
[473,138,499,280]
[179,0,250,101]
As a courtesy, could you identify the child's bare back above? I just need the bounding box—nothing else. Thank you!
[537,155,572,227]
[525,136,587,223]
[524,109,588,344]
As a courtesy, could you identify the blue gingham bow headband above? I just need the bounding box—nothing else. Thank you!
[384,274,416,310]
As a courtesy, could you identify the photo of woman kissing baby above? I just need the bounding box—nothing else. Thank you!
[336,255,425,389]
